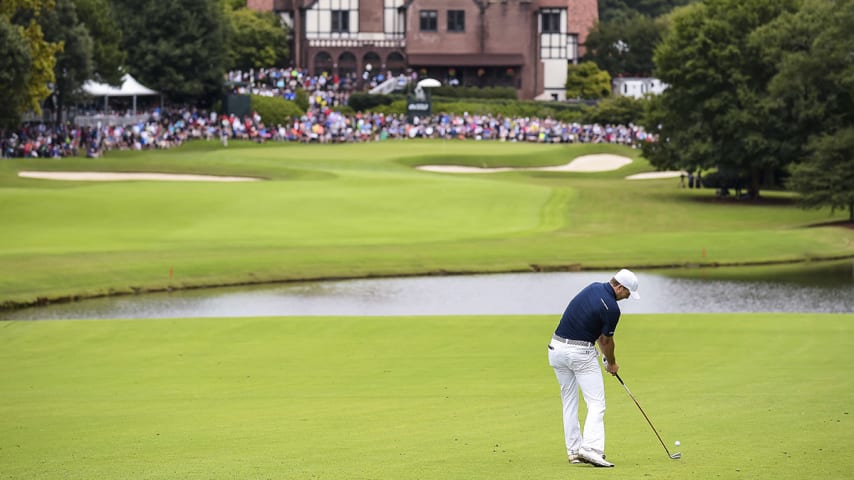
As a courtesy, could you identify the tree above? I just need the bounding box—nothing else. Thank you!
[35,0,94,123]
[565,61,612,100]
[223,0,245,10]
[112,0,228,105]
[0,0,62,126]
[787,129,854,222]
[755,0,854,221]
[599,0,697,23]
[74,0,125,84]
[0,16,33,127]
[583,13,665,77]
[648,0,800,198]
[225,7,290,72]
[584,95,648,126]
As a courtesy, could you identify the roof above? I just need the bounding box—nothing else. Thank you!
[82,74,159,97]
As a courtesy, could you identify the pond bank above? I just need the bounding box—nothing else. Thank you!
[3,256,853,318]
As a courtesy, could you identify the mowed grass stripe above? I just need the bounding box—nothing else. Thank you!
[1,141,852,306]
[1,313,852,479]
[1,175,549,251]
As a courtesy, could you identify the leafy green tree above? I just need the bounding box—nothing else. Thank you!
[584,95,648,126]
[649,0,799,198]
[0,16,33,127]
[74,0,125,84]
[0,0,62,126]
[787,130,854,222]
[36,0,94,123]
[225,7,289,71]
[599,0,697,23]
[583,13,665,77]
[639,94,680,168]
[223,0,245,11]
[754,0,854,221]
[112,0,228,104]
[565,61,611,100]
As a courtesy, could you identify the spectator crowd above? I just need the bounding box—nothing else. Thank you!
[2,107,655,159]
[1,67,656,159]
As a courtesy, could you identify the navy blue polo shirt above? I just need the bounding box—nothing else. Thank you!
[554,282,621,343]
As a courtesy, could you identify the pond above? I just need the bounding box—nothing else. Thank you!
[2,262,853,320]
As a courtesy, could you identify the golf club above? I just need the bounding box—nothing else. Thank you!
[603,357,681,459]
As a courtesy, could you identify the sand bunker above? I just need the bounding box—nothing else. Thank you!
[416,154,685,180]
[625,171,686,180]
[18,171,260,182]
[416,154,633,174]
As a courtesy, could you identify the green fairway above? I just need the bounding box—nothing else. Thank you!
[2,141,851,477]
[1,313,852,479]
[0,140,851,307]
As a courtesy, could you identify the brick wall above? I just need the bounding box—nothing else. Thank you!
[567,0,598,52]
[246,0,273,12]
[406,0,480,55]
[360,0,384,33]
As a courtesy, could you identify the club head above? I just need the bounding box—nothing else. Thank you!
[670,452,682,460]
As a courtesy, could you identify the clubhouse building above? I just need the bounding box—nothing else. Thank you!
[246,0,599,100]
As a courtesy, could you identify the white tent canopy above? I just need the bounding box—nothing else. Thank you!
[82,74,160,114]
[416,78,442,89]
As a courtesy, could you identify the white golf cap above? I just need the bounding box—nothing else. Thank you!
[614,268,640,300]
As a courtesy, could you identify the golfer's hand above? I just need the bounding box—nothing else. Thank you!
[601,355,619,375]
[605,361,619,376]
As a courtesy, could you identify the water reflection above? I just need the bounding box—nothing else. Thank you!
[2,265,853,321]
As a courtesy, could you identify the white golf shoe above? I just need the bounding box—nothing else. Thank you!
[568,452,582,464]
[579,448,614,467]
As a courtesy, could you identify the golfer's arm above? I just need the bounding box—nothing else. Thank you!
[598,334,616,365]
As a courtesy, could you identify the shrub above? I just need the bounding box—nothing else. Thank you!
[430,100,584,122]
[294,89,310,111]
[566,61,612,99]
[430,86,517,100]
[347,93,395,112]
[341,93,587,122]
[582,96,648,125]
[369,100,407,115]
[250,95,304,126]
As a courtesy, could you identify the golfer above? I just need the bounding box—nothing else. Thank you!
[547,269,640,468]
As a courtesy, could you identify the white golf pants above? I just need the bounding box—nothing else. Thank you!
[547,339,606,456]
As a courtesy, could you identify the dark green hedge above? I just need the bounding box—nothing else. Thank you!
[429,86,517,99]
[347,93,396,113]
[355,96,588,123]
[433,101,586,122]
[344,91,648,125]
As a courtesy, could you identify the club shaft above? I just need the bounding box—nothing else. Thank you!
[615,373,675,458]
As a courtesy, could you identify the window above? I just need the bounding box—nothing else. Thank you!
[385,0,405,38]
[331,10,350,33]
[338,52,357,77]
[420,10,437,31]
[542,11,561,34]
[314,52,333,75]
[447,10,465,32]
[541,10,570,60]
[568,34,578,60]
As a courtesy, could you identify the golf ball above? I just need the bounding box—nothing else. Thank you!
[674,440,681,446]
